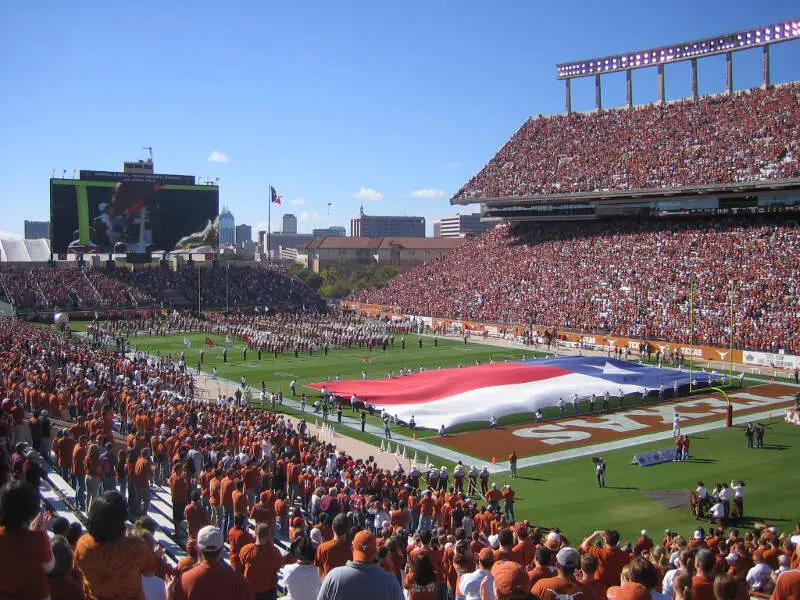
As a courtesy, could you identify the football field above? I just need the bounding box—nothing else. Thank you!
[73,326,800,543]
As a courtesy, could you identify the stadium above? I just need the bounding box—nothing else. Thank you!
[2,16,800,600]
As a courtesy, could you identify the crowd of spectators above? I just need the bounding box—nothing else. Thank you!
[453,83,800,200]
[1,316,800,600]
[0,263,322,313]
[0,265,154,311]
[350,214,800,353]
[108,264,323,311]
[85,268,156,307]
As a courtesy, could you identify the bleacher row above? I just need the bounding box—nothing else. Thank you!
[36,448,291,592]
[453,82,800,200]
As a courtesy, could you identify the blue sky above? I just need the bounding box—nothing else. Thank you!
[1,1,798,238]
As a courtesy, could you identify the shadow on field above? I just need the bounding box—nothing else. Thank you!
[736,515,793,528]
[760,444,790,451]
[605,486,639,490]
[683,458,718,464]
[516,476,546,482]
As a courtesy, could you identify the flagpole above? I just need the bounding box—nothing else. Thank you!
[267,185,271,265]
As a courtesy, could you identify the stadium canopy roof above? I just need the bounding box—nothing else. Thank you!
[0,239,51,263]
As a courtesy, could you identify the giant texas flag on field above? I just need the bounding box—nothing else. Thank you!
[306,356,713,429]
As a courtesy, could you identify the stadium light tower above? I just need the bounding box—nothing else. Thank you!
[556,18,800,112]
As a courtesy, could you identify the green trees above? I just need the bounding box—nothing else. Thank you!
[286,263,400,298]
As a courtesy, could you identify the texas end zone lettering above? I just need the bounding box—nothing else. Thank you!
[513,393,794,445]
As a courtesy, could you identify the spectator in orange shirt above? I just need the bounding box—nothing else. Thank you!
[185,490,211,541]
[85,443,103,511]
[73,491,156,600]
[513,526,536,571]
[176,538,199,574]
[274,492,289,538]
[232,480,249,518]
[228,515,255,574]
[173,525,253,600]
[316,513,353,578]
[0,480,55,600]
[578,553,608,599]
[208,468,222,529]
[250,491,276,528]
[485,483,502,511]
[219,470,236,538]
[134,448,154,517]
[72,436,88,510]
[579,529,630,588]
[170,462,190,538]
[239,523,284,600]
[527,546,557,587]
[501,485,516,524]
[495,528,524,565]
[419,490,435,533]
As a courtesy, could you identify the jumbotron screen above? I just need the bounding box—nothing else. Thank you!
[50,173,219,253]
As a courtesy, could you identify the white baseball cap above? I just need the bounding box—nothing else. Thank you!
[197,526,224,552]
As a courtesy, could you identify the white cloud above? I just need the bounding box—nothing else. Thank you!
[411,188,446,198]
[350,187,384,201]
[291,198,306,206]
[0,230,23,241]
[207,150,230,163]
[446,161,461,169]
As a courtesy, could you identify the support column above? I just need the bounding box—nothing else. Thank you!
[690,58,698,99]
[762,45,770,89]
[657,64,665,104]
[565,78,572,114]
[726,51,733,96]
[626,70,633,108]
[595,74,602,111]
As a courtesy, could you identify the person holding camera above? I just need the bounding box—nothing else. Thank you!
[594,458,606,488]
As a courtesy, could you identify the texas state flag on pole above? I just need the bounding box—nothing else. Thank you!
[307,356,713,429]
[269,186,281,205]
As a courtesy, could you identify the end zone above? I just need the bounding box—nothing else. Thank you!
[432,383,797,467]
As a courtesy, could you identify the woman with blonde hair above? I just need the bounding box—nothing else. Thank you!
[673,571,692,600]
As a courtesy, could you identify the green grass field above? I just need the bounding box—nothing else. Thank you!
[70,324,800,542]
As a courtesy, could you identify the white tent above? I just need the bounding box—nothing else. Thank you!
[0,239,51,263]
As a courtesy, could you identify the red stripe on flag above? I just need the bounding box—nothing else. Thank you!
[306,363,571,405]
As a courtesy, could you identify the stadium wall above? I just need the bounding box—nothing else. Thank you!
[339,301,798,372]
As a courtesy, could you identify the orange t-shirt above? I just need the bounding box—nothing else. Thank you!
[585,545,630,588]
[227,527,255,574]
[315,537,353,578]
[184,503,210,540]
[0,527,53,600]
[239,543,284,593]
[170,474,189,505]
[232,490,248,516]
[133,457,152,488]
[73,534,154,600]
[72,445,87,476]
[250,503,275,525]
[173,560,253,600]
[220,478,236,508]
